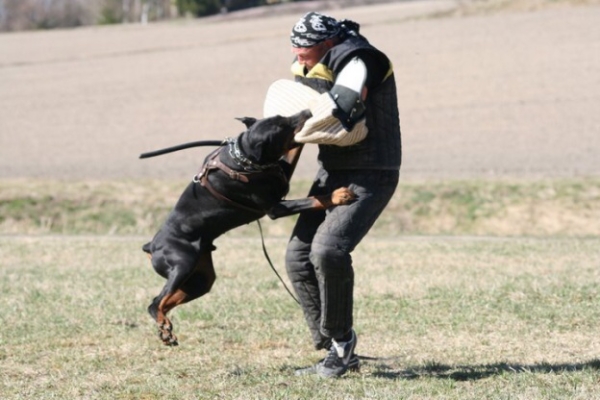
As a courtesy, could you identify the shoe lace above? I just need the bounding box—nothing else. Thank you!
[322,341,343,367]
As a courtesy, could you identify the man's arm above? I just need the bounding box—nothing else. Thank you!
[293,52,386,147]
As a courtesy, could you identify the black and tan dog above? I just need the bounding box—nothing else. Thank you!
[142,109,354,346]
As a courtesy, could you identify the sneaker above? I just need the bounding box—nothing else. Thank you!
[315,330,358,378]
[294,353,360,376]
[296,330,352,378]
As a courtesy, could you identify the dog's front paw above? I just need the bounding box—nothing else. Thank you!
[331,187,356,206]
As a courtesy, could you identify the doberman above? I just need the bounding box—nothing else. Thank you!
[142,109,355,346]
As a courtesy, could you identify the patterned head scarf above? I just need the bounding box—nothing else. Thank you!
[290,12,341,48]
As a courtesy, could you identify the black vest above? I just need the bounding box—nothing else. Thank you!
[292,36,402,170]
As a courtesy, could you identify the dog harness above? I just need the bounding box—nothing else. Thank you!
[193,139,287,215]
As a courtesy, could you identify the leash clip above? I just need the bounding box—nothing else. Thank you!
[193,168,206,184]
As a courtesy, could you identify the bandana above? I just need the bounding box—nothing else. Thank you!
[290,12,341,48]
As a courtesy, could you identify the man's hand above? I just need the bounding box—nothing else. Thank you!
[316,187,356,208]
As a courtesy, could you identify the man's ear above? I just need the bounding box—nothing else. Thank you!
[235,117,257,129]
[324,38,338,49]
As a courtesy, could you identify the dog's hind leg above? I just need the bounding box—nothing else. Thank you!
[148,289,181,346]
[148,249,216,346]
[147,238,198,346]
[175,251,217,304]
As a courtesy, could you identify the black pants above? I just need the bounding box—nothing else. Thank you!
[285,168,399,349]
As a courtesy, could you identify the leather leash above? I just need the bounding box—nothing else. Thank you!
[256,219,300,305]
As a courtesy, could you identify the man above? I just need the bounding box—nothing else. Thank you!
[282,12,402,378]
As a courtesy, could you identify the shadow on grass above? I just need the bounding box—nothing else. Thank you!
[363,357,600,381]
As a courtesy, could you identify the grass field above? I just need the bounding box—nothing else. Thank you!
[1,179,600,399]
[2,178,600,237]
[0,0,600,400]
[2,1,600,396]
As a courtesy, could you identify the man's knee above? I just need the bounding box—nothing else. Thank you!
[309,241,352,278]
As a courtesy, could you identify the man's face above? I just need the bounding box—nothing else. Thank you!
[291,41,331,70]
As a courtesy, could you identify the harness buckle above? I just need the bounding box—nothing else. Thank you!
[193,168,206,184]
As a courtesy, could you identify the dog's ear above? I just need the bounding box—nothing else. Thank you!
[235,117,257,129]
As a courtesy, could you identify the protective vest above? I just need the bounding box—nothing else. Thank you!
[291,36,402,170]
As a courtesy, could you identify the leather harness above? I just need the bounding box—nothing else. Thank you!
[192,139,287,215]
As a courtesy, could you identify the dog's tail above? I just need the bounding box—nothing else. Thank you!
[139,140,224,159]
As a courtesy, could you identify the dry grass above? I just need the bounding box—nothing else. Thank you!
[1,235,599,399]
[1,178,599,237]
[1,1,600,397]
